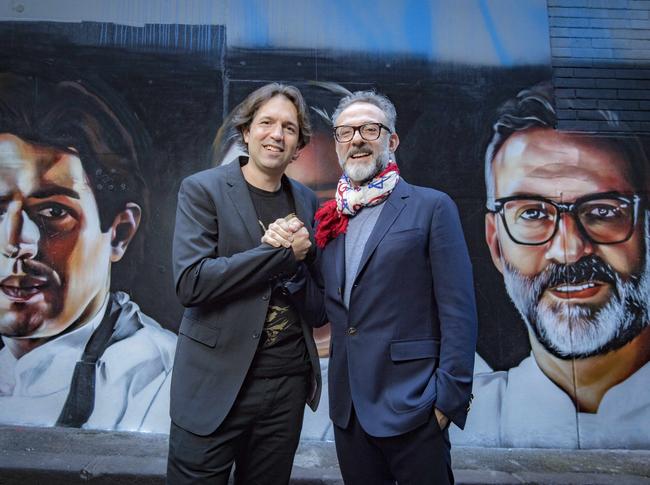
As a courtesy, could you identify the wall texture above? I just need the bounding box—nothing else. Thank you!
[549,0,650,132]
[0,0,648,451]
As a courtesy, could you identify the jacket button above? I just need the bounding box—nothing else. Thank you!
[253,332,260,339]
[347,327,357,336]
[262,295,269,301]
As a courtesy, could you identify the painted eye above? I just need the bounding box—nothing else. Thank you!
[519,208,549,220]
[37,205,69,219]
[587,205,619,219]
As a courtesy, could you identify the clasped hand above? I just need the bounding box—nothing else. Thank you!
[261,217,311,261]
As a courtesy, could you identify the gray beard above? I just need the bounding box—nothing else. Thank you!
[500,226,650,359]
[341,148,390,185]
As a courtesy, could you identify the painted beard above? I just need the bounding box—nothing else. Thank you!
[339,144,390,185]
[501,244,650,359]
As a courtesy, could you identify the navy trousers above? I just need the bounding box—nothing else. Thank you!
[334,406,454,485]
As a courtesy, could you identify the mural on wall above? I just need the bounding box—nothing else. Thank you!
[0,72,176,431]
[0,0,647,449]
[450,82,650,449]
[0,21,225,432]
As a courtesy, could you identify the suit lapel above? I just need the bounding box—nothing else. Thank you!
[288,178,315,240]
[353,180,409,282]
[335,233,346,297]
[291,177,347,300]
[324,232,346,301]
[224,160,261,245]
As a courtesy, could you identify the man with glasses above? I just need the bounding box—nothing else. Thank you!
[305,90,477,484]
[453,82,650,448]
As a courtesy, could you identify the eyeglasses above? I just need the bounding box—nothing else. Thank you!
[333,123,391,143]
[487,192,642,246]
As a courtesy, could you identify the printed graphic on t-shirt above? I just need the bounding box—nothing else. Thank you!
[262,304,293,347]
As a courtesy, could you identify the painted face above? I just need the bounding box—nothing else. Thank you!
[0,134,113,339]
[485,127,649,358]
[243,94,300,177]
[333,102,398,184]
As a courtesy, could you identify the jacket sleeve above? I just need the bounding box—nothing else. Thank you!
[172,175,298,307]
[283,253,328,328]
[282,187,327,327]
[429,193,478,429]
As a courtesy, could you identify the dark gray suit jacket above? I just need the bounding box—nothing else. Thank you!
[170,160,322,436]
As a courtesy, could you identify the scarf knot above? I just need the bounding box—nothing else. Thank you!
[315,162,399,248]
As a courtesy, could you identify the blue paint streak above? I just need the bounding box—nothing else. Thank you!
[242,0,270,47]
[403,0,433,58]
[329,0,374,53]
[477,0,512,66]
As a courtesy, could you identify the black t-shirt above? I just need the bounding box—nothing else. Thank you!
[246,179,310,378]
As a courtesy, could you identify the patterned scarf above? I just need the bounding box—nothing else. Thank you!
[314,162,400,248]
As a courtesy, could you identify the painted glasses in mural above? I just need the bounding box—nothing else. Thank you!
[452,82,650,449]
[0,73,176,432]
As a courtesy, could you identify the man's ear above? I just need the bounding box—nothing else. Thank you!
[388,132,400,154]
[485,212,504,274]
[291,147,302,162]
[110,203,142,263]
[242,127,250,145]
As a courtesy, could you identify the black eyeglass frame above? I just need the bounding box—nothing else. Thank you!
[332,122,392,143]
[487,191,643,246]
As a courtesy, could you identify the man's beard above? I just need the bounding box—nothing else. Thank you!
[501,241,650,359]
[340,144,390,185]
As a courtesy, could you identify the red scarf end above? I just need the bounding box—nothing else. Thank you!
[315,199,348,248]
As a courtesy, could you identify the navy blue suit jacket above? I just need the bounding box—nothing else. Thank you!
[319,179,477,437]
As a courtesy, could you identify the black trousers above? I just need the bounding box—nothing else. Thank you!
[333,407,454,485]
[166,373,308,485]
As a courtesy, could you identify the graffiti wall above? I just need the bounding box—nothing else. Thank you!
[0,0,647,449]
[0,20,224,432]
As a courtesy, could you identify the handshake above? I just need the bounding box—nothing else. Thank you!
[261,213,312,261]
